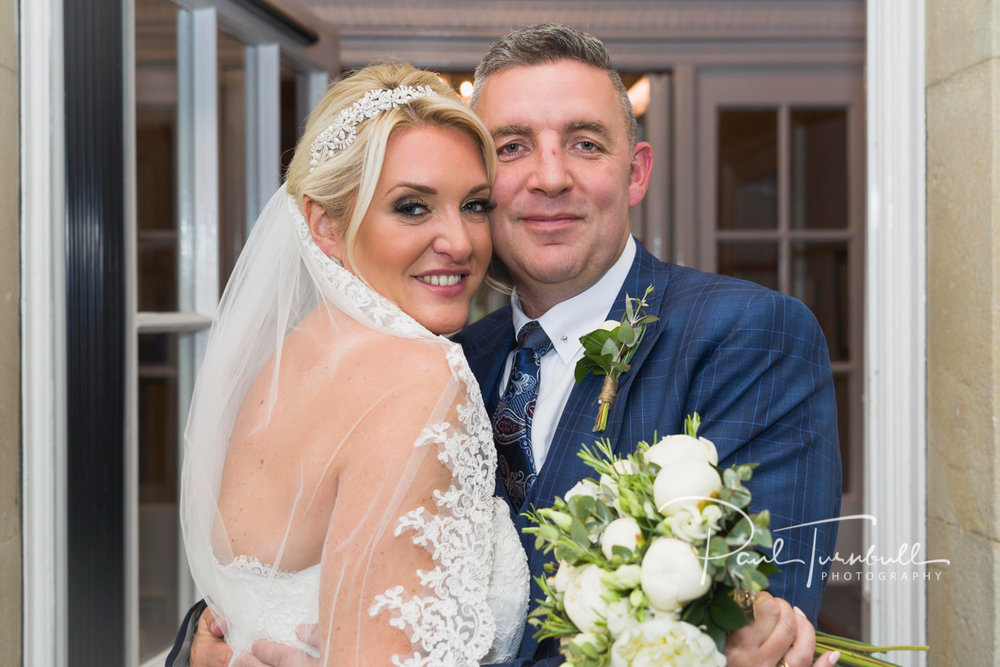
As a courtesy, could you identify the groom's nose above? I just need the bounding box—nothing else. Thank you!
[526,136,573,197]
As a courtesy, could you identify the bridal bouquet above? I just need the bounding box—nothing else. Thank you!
[525,414,929,666]
[524,414,774,666]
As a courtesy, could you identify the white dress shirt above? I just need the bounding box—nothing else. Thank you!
[501,236,637,471]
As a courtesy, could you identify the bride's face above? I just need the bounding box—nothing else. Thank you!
[350,123,493,335]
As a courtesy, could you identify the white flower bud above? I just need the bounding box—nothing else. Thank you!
[601,517,644,559]
[640,537,711,612]
[599,320,620,331]
[645,434,718,468]
[653,459,722,516]
[564,564,614,633]
[563,479,601,503]
[550,560,578,593]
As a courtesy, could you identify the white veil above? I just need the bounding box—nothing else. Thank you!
[180,185,501,664]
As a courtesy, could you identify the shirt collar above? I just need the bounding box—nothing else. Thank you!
[511,235,637,364]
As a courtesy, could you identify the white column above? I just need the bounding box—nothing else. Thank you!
[865,0,926,662]
[177,8,220,320]
[297,70,329,129]
[21,0,68,665]
[245,43,281,232]
[176,6,220,617]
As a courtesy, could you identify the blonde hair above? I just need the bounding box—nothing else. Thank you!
[285,63,497,269]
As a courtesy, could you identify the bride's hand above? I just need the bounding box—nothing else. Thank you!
[190,607,232,667]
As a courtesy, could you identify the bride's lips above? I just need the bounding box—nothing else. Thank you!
[414,271,470,297]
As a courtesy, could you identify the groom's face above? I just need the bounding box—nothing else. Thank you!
[474,60,651,316]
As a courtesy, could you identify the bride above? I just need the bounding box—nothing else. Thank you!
[180,63,528,665]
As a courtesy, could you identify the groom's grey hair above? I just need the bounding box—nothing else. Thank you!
[471,23,637,147]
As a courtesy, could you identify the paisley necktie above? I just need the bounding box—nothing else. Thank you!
[492,321,552,509]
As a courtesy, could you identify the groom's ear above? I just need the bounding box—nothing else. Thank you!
[303,196,345,261]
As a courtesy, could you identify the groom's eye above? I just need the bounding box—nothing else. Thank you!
[498,142,523,156]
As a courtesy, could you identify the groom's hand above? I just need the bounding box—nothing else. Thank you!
[723,591,821,667]
[190,608,232,667]
[232,624,320,667]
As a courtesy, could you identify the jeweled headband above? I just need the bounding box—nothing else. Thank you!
[308,85,438,172]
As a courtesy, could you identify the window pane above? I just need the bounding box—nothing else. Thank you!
[717,110,778,230]
[218,28,248,291]
[136,0,179,312]
[138,332,184,660]
[280,61,302,179]
[717,241,778,290]
[791,109,848,229]
[791,241,850,361]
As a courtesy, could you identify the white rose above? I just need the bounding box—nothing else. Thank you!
[601,517,644,559]
[563,479,602,503]
[645,434,718,468]
[666,505,712,544]
[653,459,721,516]
[640,537,711,612]
[563,564,614,633]
[609,616,725,667]
[599,319,620,331]
[550,560,578,593]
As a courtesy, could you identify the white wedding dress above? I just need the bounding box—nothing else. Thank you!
[180,187,529,666]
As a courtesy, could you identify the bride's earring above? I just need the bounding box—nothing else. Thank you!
[331,255,343,267]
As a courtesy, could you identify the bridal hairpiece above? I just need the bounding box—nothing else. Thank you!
[308,85,438,172]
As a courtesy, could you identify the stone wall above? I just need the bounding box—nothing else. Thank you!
[926,1,1000,663]
[0,0,20,662]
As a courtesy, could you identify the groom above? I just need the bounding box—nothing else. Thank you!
[180,23,842,667]
[460,23,840,665]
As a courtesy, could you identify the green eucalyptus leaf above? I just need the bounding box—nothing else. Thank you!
[623,323,639,346]
[570,517,590,545]
[601,338,620,357]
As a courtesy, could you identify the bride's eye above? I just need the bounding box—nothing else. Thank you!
[461,198,496,218]
[394,198,431,219]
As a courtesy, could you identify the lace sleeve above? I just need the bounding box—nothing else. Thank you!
[316,342,498,666]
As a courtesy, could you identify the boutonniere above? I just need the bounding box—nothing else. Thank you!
[575,285,658,432]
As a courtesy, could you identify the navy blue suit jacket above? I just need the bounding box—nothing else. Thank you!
[456,240,842,664]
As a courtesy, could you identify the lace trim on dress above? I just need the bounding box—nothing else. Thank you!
[367,346,499,666]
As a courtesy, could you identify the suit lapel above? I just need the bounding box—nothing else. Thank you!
[461,309,515,417]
